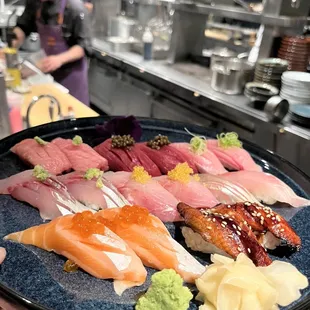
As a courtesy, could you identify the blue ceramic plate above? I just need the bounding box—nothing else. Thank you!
[0,117,310,310]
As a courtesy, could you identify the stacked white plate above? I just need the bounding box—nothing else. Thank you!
[280,71,310,105]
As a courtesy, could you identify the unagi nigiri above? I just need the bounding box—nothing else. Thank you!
[7,166,91,220]
[207,133,262,172]
[52,136,108,172]
[58,169,129,210]
[220,171,310,208]
[156,163,219,209]
[4,211,147,295]
[97,205,205,283]
[170,142,227,175]
[11,137,72,175]
[111,167,181,222]
[199,173,261,205]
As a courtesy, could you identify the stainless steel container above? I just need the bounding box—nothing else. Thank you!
[211,58,254,95]
[210,47,237,69]
[108,16,137,39]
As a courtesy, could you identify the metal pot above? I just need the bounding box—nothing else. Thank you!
[211,58,254,95]
[210,47,237,69]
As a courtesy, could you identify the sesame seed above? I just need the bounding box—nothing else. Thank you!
[276,215,281,222]
[243,221,247,225]
[272,217,276,220]
[266,214,271,218]
[227,205,231,208]
[221,223,226,228]
[223,221,227,225]
[221,216,225,219]
[237,247,242,252]
[212,218,216,222]
[237,231,241,236]
[260,219,264,225]
[280,228,285,232]
[207,226,212,230]
[207,218,211,222]
[237,226,242,231]
[247,248,251,254]
[245,202,251,206]
[229,218,233,221]
[228,234,234,238]
[257,212,261,217]
[232,224,237,229]
[249,227,252,230]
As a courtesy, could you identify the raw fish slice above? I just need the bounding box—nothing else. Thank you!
[156,176,219,209]
[178,203,272,267]
[94,143,131,172]
[4,212,147,295]
[199,173,261,205]
[58,171,129,209]
[171,143,227,175]
[8,176,92,220]
[97,206,205,283]
[120,179,181,222]
[136,143,198,174]
[220,171,310,208]
[207,140,262,172]
[0,170,35,194]
[103,171,132,190]
[11,138,72,175]
[0,247,6,264]
[52,137,108,172]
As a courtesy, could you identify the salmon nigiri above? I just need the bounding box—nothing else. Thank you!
[4,211,147,295]
[97,205,205,283]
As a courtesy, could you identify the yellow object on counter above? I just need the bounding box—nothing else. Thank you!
[4,47,22,88]
[21,84,99,127]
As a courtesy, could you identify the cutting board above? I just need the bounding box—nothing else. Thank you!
[21,84,99,127]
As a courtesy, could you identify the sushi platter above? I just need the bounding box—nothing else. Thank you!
[0,116,310,310]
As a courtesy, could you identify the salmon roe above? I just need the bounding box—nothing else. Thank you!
[71,211,106,238]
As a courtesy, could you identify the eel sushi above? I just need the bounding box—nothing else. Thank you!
[11,137,71,175]
[156,163,219,209]
[94,137,161,176]
[170,142,227,175]
[7,166,92,220]
[52,136,108,172]
[97,205,205,283]
[178,202,273,267]
[107,167,181,222]
[4,211,147,295]
[58,169,129,210]
[136,135,198,174]
[199,173,261,205]
[219,171,310,208]
[207,133,262,172]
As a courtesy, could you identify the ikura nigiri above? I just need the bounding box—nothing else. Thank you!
[207,133,262,172]
[97,205,205,283]
[4,211,147,295]
[52,136,109,172]
[11,137,72,175]
[156,163,219,209]
[58,169,129,210]
[219,171,310,208]
[7,166,91,220]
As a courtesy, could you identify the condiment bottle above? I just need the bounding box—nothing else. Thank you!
[142,27,153,61]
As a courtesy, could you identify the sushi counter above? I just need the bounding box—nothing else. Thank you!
[89,38,310,176]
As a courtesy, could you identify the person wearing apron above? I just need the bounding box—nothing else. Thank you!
[13,0,92,106]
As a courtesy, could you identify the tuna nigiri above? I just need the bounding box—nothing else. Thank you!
[97,205,205,283]
[58,169,129,210]
[199,173,261,205]
[11,137,72,175]
[7,166,91,220]
[220,171,310,208]
[0,247,6,264]
[207,133,262,172]
[170,142,227,175]
[52,136,108,172]
[156,163,219,209]
[109,167,181,222]
[4,211,147,295]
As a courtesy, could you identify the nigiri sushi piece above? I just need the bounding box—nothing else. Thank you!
[8,166,92,220]
[97,205,205,283]
[178,202,272,267]
[219,171,310,208]
[207,133,262,172]
[115,167,181,222]
[156,163,219,209]
[103,171,132,190]
[11,137,72,175]
[58,169,129,210]
[136,135,198,174]
[199,173,261,205]
[4,211,147,295]
[52,136,108,172]
[0,170,35,194]
[95,138,161,177]
[170,142,227,175]
[0,247,6,264]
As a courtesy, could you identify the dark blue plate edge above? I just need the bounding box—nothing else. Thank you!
[0,116,310,310]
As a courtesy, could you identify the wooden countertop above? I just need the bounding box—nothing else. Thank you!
[21,84,99,127]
